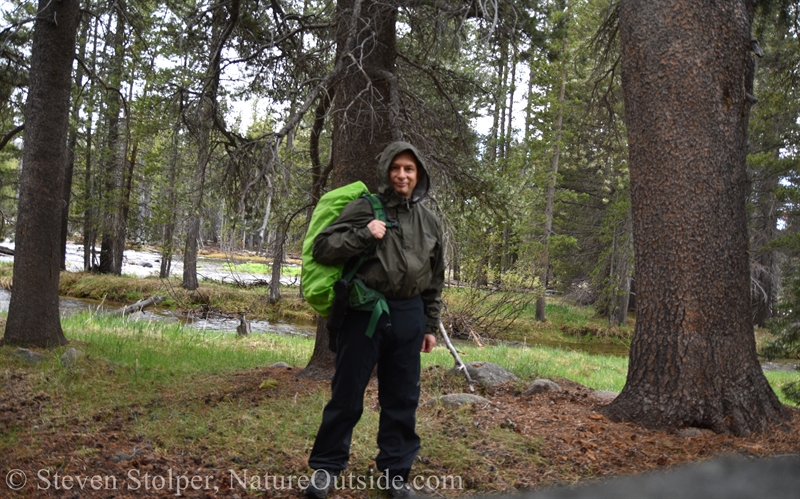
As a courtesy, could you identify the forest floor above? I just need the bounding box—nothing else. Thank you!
[1,256,798,497]
[2,363,799,498]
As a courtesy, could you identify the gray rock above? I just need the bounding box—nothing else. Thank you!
[592,390,619,403]
[14,348,45,365]
[522,379,562,396]
[463,362,519,388]
[269,362,293,369]
[127,311,146,320]
[676,428,704,438]
[60,348,83,367]
[426,393,490,408]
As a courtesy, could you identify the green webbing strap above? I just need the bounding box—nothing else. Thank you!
[343,253,367,282]
[349,279,390,338]
[363,194,392,228]
[342,194,389,283]
[365,296,390,338]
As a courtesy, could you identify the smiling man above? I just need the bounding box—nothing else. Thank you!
[305,141,445,498]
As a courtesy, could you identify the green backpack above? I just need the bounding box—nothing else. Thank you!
[301,182,390,338]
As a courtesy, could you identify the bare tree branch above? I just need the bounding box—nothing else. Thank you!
[0,124,24,152]
[238,0,366,214]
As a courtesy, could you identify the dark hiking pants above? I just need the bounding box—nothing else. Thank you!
[308,294,426,480]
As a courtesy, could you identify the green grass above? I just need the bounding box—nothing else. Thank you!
[2,310,796,405]
[64,312,312,376]
[422,343,628,392]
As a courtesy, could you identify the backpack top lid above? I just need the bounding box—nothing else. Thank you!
[301,181,370,317]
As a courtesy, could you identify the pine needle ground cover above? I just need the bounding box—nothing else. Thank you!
[0,314,798,497]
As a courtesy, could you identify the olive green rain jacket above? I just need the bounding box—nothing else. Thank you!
[312,141,445,335]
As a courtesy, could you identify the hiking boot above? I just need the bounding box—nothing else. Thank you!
[388,481,417,498]
[304,469,337,498]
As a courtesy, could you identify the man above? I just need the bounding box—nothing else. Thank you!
[305,141,445,498]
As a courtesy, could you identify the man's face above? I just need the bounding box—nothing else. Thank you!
[389,151,418,199]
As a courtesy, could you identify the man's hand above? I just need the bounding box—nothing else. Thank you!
[421,334,436,353]
[367,219,386,239]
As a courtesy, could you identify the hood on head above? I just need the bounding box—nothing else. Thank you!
[376,141,430,202]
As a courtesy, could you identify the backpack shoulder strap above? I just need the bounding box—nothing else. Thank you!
[341,194,391,282]
[362,193,392,228]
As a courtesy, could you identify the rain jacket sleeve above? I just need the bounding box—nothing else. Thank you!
[422,216,445,336]
[312,198,376,266]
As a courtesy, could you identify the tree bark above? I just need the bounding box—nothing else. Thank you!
[183,0,240,290]
[750,165,780,327]
[82,17,99,271]
[3,0,80,347]
[62,16,89,270]
[602,0,789,435]
[536,38,567,322]
[98,5,126,275]
[301,0,396,378]
[160,124,181,279]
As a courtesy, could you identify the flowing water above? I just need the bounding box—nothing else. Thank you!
[0,289,316,338]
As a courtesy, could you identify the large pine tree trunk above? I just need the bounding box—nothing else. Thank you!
[603,0,789,436]
[301,0,397,378]
[3,0,80,347]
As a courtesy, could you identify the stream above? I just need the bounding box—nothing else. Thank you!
[1,289,795,371]
[0,289,316,338]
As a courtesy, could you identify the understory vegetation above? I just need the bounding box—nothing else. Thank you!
[0,313,798,497]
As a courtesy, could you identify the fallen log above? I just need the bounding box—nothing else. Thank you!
[0,246,14,256]
[112,296,165,316]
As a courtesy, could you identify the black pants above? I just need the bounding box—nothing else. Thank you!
[308,294,426,479]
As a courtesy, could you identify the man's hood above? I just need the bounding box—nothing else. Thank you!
[376,141,430,203]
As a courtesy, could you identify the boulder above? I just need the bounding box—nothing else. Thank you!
[522,379,562,396]
[269,362,293,369]
[60,348,83,367]
[592,390,619,403]
[14,348,45,365]
[462,362,519,388]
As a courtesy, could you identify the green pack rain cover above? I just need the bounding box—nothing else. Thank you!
[301,181,369,317]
